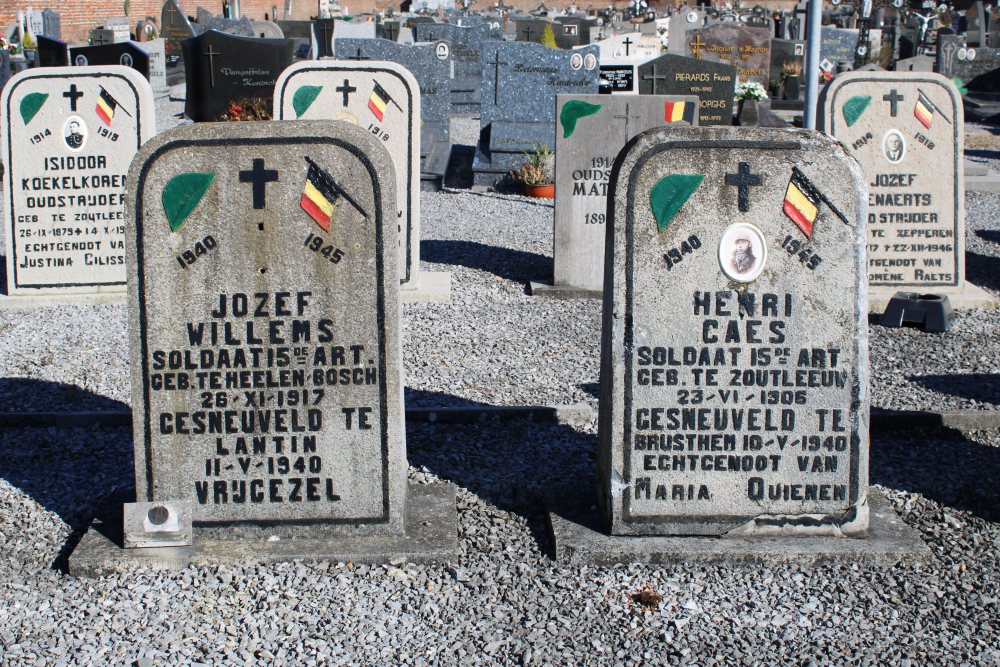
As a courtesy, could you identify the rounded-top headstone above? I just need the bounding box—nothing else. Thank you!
[125,120,406,534]
[598,126,870,537]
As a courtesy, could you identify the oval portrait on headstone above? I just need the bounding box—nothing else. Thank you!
[967,48,977,60]
[718,223,767,283]
[584,53,597,70]
[75,54,89,66]
[570,53,583,70]
[957,47,968,61]
[882,129,906,164]
[62,115,88,153]
[435,41,449,60]
[686,11,700,22]
[120,52,134,67]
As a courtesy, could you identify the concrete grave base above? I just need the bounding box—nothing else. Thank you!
[869,284,999,312]
[528,281,601,300]
[400,271,452,303]
[546,487,932,566]
[69,483,458,577]
[0,290,126,310]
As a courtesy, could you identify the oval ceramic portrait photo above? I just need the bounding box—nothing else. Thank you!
[718,222,767,283]
[882,129,906,164]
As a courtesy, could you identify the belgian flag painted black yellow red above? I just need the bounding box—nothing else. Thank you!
[663,100,696,124]
[300,158,342,231]
[783,167,821,238]
[95,87,119,126]
[913,90,934,129]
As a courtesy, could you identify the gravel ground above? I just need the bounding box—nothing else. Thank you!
[0,93,998,666]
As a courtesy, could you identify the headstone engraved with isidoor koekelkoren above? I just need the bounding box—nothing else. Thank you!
[274,60,450,302]
[821,71,996,310]
[68,121,457,573]
[596,127,871,538]
[1,66,155,306]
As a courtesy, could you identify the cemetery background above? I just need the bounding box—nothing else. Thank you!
[0,5,999,664]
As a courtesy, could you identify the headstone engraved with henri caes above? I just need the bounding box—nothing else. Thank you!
[598,127,871,536]
[1,66,155,301]
[127,121,407,533]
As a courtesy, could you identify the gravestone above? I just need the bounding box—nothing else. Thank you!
[685,24,771,88]
[312,18,335,58]
[474,41,600,189]
[514,18,553,45]
[41,8,61,40]
[769,39,805,99]
[202,14,258,38]
[145,38,169,95]
[35,35,69,68]
[597,33,661,94]
[135,19,158,43]
[0,50,10,93]
[0,66,155,305]
[67,120,456,574]
[822,72,995,310]
[530,94,698,299]
[637,53,737,126]
[161,0,203,60]
[182,30,294,122]
[593,126,870,539]
[27,8,44,38]
[936,35,1000,84]
[668,9,705,53]
[553,16,594,48]
[70,42,151,81]
[412,22,501,114]
[966,2,988,47]
[333,19,376,45]
[819,26,881,69]
[333,38,452,190]
[275,60,450,302]
[252,20,285,40]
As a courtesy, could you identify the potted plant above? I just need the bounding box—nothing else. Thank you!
[510,142,555,198]
[780,60,802,100]
[735,80,768,119]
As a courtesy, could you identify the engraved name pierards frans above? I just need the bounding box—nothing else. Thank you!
[2,66,155,295]
[126,121,406,533]
[598,127,870,537]
[821,72,963,290]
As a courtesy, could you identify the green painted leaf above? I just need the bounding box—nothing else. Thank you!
[19,92,48,125]
[649,174,704,233]
[162,172,215,232]
[292,85,322,118]
[559,99,602,139]
[842,95,871,127]
[951,77,968,95]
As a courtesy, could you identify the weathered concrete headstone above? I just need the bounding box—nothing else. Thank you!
[595,126,870,538]
[67,120,457,573]
[1,66,155,304]
[275,60,450,302]
[182,30,294,122]
[70,42,151,81]
[531,94,698,299]
[685,24,771,88]
[822,71,995,310]
[333,38,451,190]
[474,41,600,188]
[144,38,169,94]
[41,8,61,40]
[637,53,736,126]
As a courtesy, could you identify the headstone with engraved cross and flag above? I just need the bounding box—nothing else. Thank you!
[63,120,458,573]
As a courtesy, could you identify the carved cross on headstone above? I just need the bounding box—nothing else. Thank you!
[614,102,641,142]
[487,50,508,105]
[725,162,763,212]
[239,158,279,220]
[641,64,666,91]
[62,84,83,112]
[519,24,537,41]
[336,79,357,106]
[314,21,333,51]
[347,47,369,61]
[201,44,221,88]
[883,89,904,117]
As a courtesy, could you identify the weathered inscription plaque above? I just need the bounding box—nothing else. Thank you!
[2,66,155,297]
[598,127,869,536]
[126,121,406,533]
[539,94,697,298]
[274,61,422,292]
[821,72,986,307]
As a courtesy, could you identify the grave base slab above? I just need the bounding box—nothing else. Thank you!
[69,483,458,577]
[546,488,931,566]
[869,284,998,312]
[400,271,451,303]
[528,281,601,300]
[0,290,126,310]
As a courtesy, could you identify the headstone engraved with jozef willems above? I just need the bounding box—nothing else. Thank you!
[822,71,994,309]
[127,121,407,532]
[1,66,155,299]
[598,127,870,537]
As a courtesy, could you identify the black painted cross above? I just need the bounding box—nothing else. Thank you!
[240,159,279,223]
[336,79,357,106]
[201,44,221,88]
[640,64,666,92]
[62,84,83,112]
[347,47,369,61]
[383,22,399,41]
[622,36,633,56]
[519,24,537,42]
[882,89,904,117]
[613,102,641,142]
[487,50,508,105]
[725,162,763,212]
